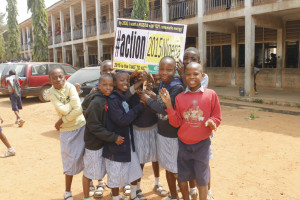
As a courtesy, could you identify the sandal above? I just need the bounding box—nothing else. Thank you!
[18,119,25,127]
[130,197,140,200]
[64,195,74,200]
[153,184,168,197]
[89,184,95,197]
[136,189,147,200]
[94,185,104,198]
[124,185,131,196]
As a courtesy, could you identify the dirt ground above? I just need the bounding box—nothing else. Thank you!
[0,96,299,200]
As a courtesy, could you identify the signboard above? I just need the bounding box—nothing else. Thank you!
[113,18,187,74]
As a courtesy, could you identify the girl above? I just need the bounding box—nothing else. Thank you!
[48,67,86,200]
[140,56,184,200]
[103,71,145,200]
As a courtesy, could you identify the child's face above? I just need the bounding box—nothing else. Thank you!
[49,68,66,90]
[152,74,161,87]
[159,60,176,85]
[101,63,114,75]
[98,77,114,96]
[115,73,130,93]
[183,51,200,67]
[185,63,204,92]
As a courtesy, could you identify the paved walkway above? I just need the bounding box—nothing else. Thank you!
[210,86,300,108]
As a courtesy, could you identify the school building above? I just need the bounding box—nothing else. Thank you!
[19,0,300,96]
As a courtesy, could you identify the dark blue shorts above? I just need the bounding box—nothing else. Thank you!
[9,93,22,111]
[177,138,211,186]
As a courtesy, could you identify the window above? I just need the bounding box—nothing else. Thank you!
[61,64,76,75]
[238,44,245,67]
[286,41,299,68]
[31,64,48,76]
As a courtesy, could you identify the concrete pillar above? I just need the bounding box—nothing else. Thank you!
[72,44,78,67]
[53,48,58,62]
[97,39,103,64]
[244,15,255,96]
[113,0,119,30]
[62,46,67,63]
[197,0,205,17]
[245,0,251,7]
[70,5,75,41]
[276,29,283,88]
[51,14,56,44]
[60,10,65,42]
[95,0,101,35]
[231,30,237,86]
[198,21,207,70]
[26,27,30,51]
[32,26,34,42]
[162,0,169,22]
[83,42,89,67]
[81,0,87,38]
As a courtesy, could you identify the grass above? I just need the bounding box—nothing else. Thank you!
[253,98,263,104]
[246,109,259,120]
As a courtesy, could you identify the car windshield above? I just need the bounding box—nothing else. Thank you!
[67,68,100,85]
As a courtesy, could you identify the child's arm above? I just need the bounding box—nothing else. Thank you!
[49,90,72,116]
[86,99,123,143]
[7,80,14,93]
[60,85,83,123]
[108,98,144,127]
[160,88,183,128]
[205,91,222,131]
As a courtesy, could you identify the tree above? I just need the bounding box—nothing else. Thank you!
[27,0,49,61]
[0,34,6,61]
[6,0,21,61]
[131,0,150,20]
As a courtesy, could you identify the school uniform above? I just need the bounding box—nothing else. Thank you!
[129,93,158,164]
[82,91,119,180]
[49,82,86,175]
[146,78,184,173]
[102,90,144,188]
[166,86,222,186]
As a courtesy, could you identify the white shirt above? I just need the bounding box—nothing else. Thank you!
[6,75,15,93]
[201,73,209,88]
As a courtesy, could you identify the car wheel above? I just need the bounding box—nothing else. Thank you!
[38,85,51,102]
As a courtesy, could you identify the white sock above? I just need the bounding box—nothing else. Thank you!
[155,177,160,186]
[8,147,14,152]
[190,187,197,193]
[208,189,212,195]
[65,191,72,197]
[98,180,105,185]
[130,184,137,199]
[112,196,119,200]
[137,181,141,190]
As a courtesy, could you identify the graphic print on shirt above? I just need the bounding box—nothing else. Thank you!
[183,100,204,127]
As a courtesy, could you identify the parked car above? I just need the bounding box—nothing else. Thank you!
[67,67,100,97]
[0,62,77,102]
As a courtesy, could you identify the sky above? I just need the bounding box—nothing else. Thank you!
[0,0,60,24]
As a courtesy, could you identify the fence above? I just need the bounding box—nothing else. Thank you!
[100,19,114,35]
[150,6,162,21]
[64,31,71,42]
[169,0,197,21]
[86,25,97,37]
[74,29,83,40]
[205,0,244,14]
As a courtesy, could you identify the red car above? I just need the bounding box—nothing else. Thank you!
[0,62,77,102]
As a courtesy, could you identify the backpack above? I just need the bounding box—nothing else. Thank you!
[13,75,21,97]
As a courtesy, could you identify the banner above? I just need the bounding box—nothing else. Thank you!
[113,18,187,74]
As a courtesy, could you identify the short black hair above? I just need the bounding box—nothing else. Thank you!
[99,74,113,84]
[113,71,129,82]
[184,47,200,61]
[185,62,203,72]
[9,69,16,75]
[48,67,65,78]
[101,60,113,70]
[159,56,176,65]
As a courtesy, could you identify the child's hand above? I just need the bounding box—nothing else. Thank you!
[176,60,184,78]
[0,118,3,124]
[145,90,157,100]
[130,69,139,80]
[139,91,150,103]
[55,118,63,131]
[205,119,217,131]
[115,136,125,145]
[159,88,172,109]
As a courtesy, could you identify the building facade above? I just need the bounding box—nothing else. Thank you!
[19,0,300,95]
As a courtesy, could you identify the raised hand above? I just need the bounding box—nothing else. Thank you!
[159,88,172,109]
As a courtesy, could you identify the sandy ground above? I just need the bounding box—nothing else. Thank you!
[0,96,299,200]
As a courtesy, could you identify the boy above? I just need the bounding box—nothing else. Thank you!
[6,69,26,127]
[48,67,86,200]
[160,62,221,200]
[0,115,16,158]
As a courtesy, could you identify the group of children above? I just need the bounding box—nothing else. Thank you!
[48,47,221,200]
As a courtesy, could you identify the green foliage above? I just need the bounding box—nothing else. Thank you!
[6,0,21,60]
[253,98,263,104]
[246,110,259,120]
[27,0,49,61]
[131,0,150,20]
[0,34,6,61]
